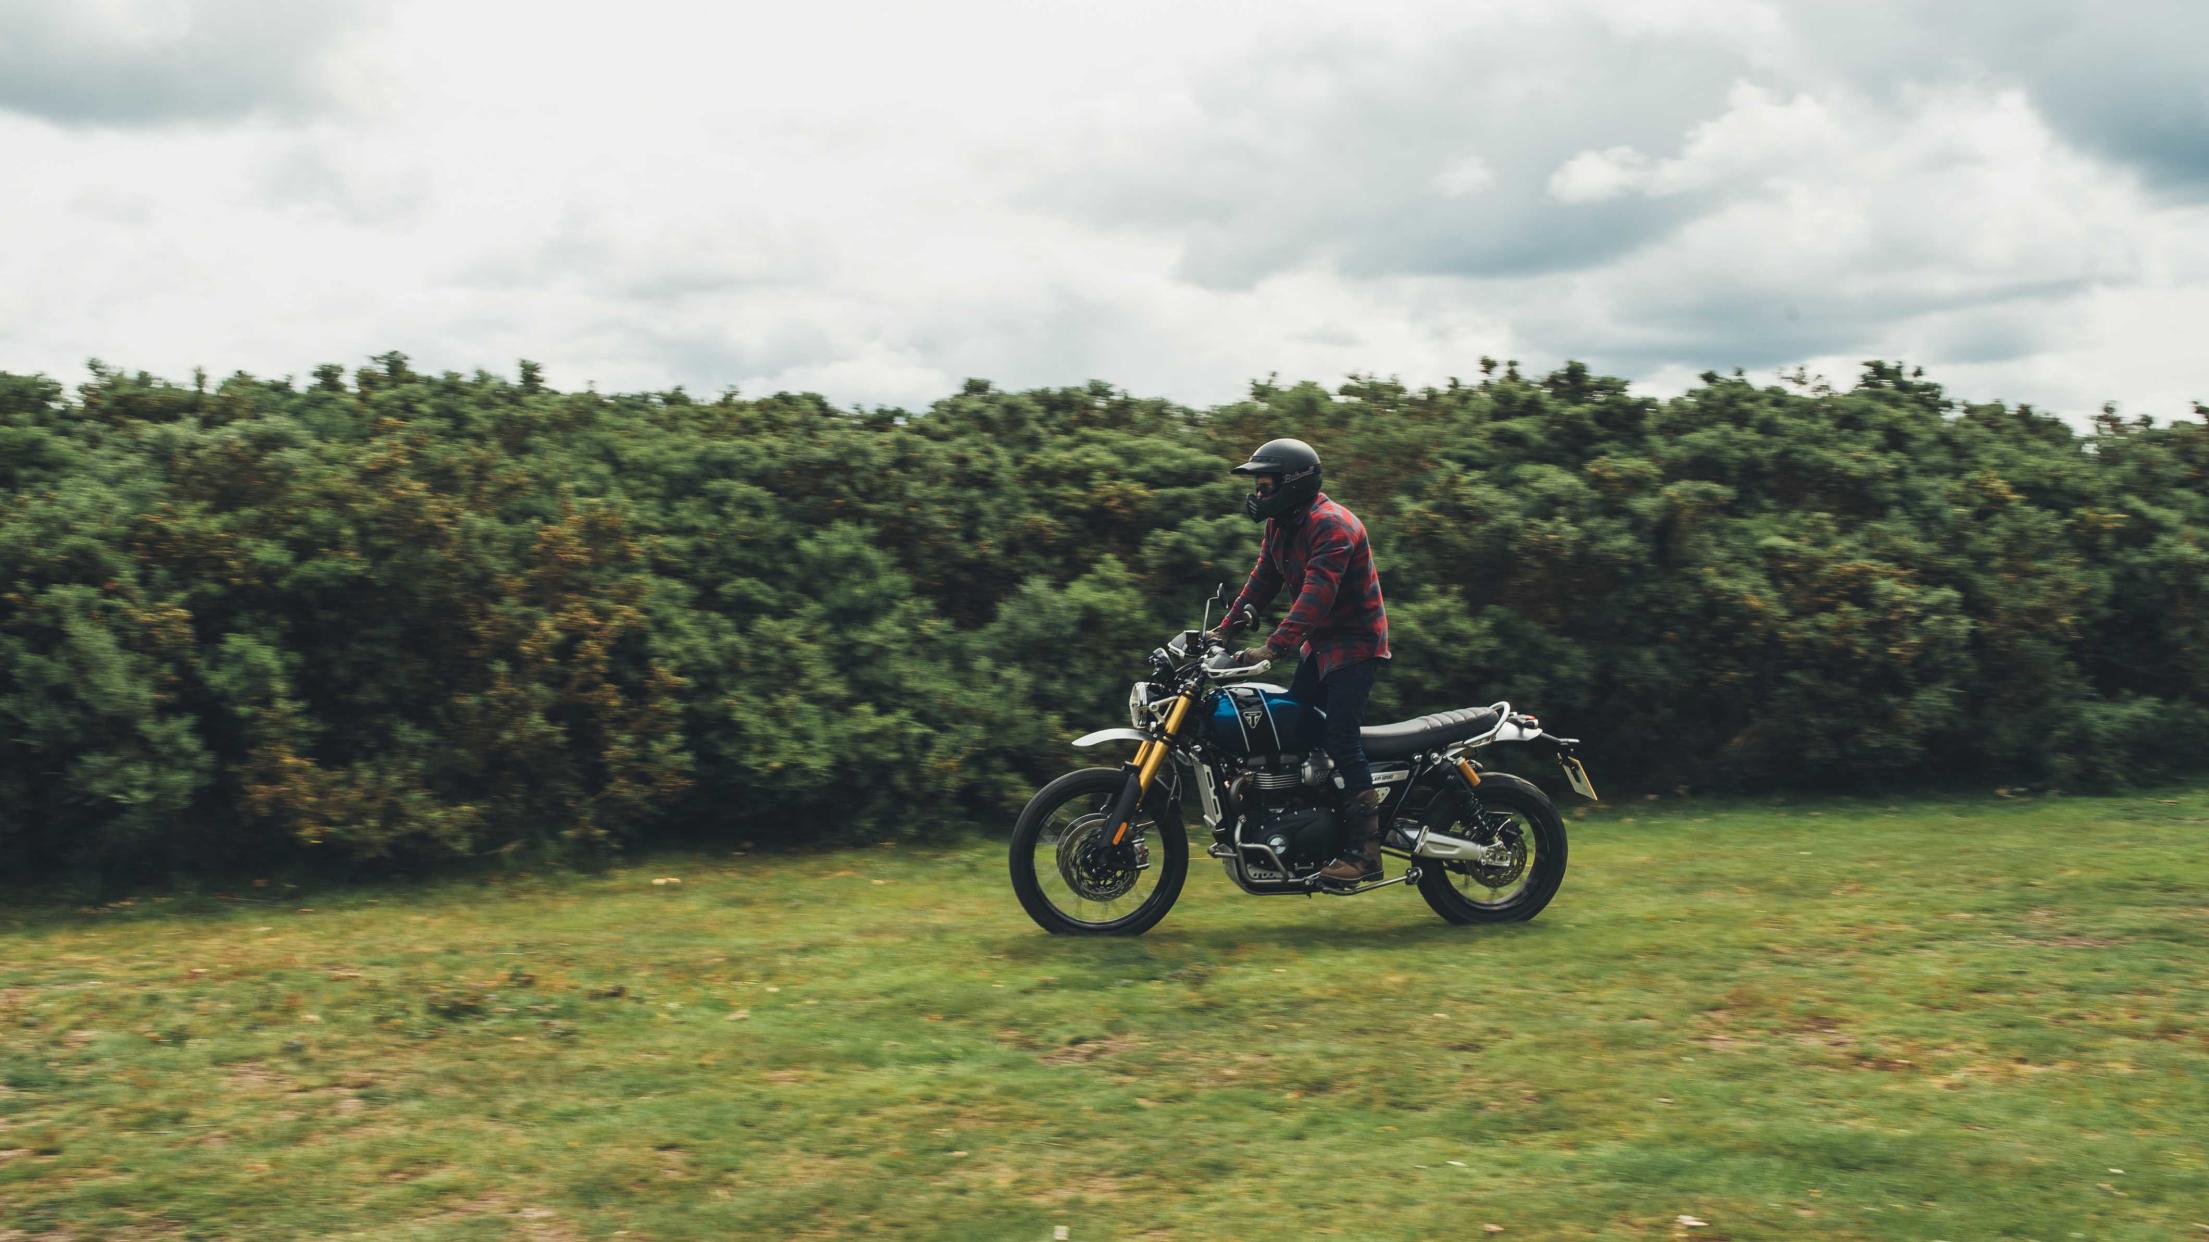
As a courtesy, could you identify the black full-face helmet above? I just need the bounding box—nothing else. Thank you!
[1231,438,1322,523]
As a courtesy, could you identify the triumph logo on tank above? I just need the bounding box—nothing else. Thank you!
[1241,706,1265,732]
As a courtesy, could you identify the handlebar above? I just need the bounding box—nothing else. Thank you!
[1162,628,1274,680]
[1157,601,1276,682]
[1203,648,1272,679]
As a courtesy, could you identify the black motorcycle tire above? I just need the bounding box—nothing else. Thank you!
[1010,766,1189,936]
[1412,771,1568,924]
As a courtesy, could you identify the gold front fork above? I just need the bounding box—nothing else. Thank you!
[1113,692,1193,844]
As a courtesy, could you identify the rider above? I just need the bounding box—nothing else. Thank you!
[1208,438,1392,888]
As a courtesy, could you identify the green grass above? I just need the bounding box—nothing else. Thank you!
[5,789,2208,1240]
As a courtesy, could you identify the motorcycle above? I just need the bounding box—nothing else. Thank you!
[1009,590,1599,936]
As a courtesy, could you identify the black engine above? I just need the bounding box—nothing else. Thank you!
[1227,762,1346,875]
[1250,802,1341,868]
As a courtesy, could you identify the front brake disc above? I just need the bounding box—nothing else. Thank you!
[1056,814,1142,902]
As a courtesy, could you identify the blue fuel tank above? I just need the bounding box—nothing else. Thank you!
[1200,685,1323,757]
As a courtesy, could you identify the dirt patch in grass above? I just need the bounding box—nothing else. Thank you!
[1786,1014,1853,1052]
[406,1194,582,1242]
[221,1061,291,1091]
[1853,1055,1915,1072]
[1040,1034,1143,1065]
[1201,1050,1276,1081]
[653,1146,694,1181]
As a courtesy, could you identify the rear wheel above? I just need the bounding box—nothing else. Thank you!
[1010,767,1188,936]
[1406,771,1567,924]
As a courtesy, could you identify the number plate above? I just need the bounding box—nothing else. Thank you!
[1560,756,1598,801]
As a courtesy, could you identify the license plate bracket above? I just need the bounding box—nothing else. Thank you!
[1560,756,1598,801]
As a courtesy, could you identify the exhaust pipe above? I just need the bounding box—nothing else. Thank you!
[1392,824,1508,865]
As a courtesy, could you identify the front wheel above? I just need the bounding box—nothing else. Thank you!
[1010,767,1188,936]
[1408,771,1568,924]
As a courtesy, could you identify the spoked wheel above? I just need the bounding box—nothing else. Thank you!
[1010,767,1188,936]
[1408,772,1568,924]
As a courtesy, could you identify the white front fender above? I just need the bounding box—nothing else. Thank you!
[1072,728,1150,748]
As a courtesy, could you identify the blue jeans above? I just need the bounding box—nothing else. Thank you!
[1286,656,1382,793]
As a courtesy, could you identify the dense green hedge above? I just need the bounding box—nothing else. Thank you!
[4,355,2205,878]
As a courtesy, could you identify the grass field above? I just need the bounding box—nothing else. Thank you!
[4,788,2207,1240]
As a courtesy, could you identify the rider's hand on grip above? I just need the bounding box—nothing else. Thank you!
[1204,606,1256,650]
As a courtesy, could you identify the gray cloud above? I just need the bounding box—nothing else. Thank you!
[457,210,821,302]
[1011,0,2200,386]
[1011,1,2203,393]
[1503,181,2123,378]
[1780,0,2209,196]
[1537,277,2090,379]
[259,142,424,225]
[0,1,371,127]
[1024,13,1750,288]
[1993,28,2209,198]
[66,185,155,225]
[619,320,845,391]
[1918,297,2079,367]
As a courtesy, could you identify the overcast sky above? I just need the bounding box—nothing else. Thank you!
[4,0,2205,420]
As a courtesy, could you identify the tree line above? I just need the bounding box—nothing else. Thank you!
[4,354,2204,880]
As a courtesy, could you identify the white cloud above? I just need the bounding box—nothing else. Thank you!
[1433,154,1497,198]
[1549,85,1846,202]
[1548,147,1654,204]
[1646,83,1846,193]
[0,0,372,126]
[1515,82,2154,384]
[0,0,2202,421]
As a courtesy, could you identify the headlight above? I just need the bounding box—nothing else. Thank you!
[1128,682,1154,729]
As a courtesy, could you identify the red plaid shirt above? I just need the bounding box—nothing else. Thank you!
[1227,493,1391,677]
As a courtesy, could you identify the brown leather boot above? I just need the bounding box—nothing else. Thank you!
[1317,788,1386,888]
